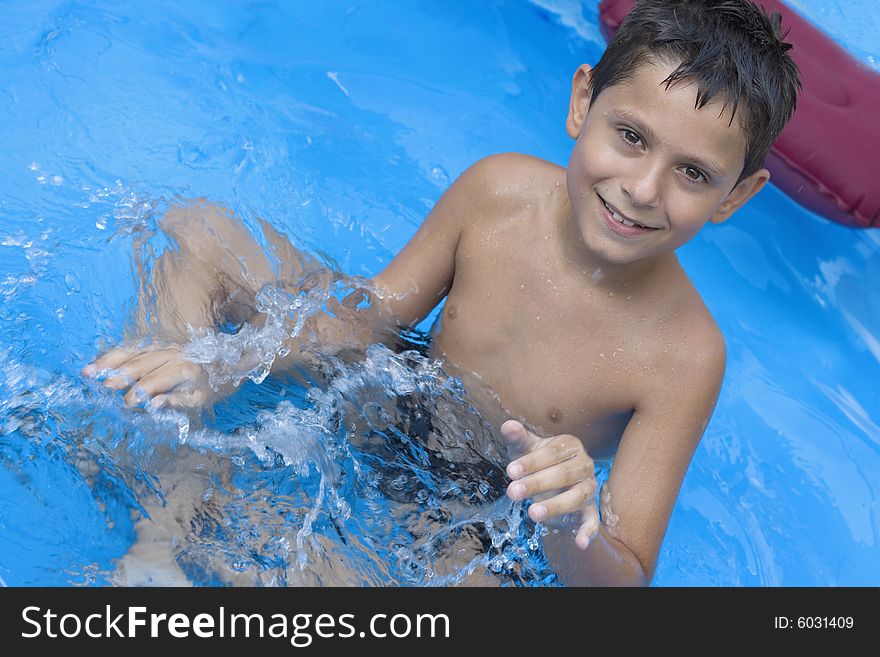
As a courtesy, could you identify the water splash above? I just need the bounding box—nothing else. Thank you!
[0,244,557,584]
[167,333,555,585]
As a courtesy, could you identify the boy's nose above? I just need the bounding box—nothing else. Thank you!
[621,160,662,208]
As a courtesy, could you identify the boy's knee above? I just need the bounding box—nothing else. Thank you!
[160,199,238,245]
[160,199,269,279]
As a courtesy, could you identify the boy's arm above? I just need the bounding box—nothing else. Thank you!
[249,154,505,374]
[86,158,498,407]
[507,325,726,586]
[598,328,726,583]
[271,155,499,373]
[363,155,512,327]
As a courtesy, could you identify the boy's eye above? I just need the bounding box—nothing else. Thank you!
[621,129,642,146]
[682,166,707,183]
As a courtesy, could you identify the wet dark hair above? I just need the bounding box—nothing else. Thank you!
[590,0,801,183]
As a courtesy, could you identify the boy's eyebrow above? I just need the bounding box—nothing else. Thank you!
[607,107,727,178]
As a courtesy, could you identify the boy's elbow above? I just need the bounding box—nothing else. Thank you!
[605,549,652,587]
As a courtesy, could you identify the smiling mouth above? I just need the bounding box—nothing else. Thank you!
[599,195,657,230]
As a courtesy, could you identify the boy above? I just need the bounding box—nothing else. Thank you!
[84,0,800,585]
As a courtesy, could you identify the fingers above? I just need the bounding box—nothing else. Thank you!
[515,475,597,519]
[576,504,601,550]
[83,345,212,410]
[506,432,592,481]
[500,419,542,458]
[121,359,205,408]
[81,346,142,378]
[502,421,601,541]
[507,450,592,499]
[149,388,210,410]
[97,349,178,391]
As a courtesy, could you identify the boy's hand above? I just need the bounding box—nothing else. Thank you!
[501,419,599,549]
[82,345,222,410]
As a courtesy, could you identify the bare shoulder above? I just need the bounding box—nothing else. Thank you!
[457,153,565,213]
[466,152,562,181]
[640,282,727,403]
[672,294,724,366]
[674,294,726,378]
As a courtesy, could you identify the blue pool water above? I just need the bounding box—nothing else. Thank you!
[0,0,878,586]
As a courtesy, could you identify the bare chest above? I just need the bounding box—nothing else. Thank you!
[430,228,647,452]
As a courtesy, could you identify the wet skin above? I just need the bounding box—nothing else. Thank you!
[86,59,769,585]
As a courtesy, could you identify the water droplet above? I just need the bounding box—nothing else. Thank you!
[64,272,80,293]
[429,165,450,186]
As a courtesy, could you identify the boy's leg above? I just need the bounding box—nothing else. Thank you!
[112,445,261,587]
[130,199,320,343]
[109,201,323,584]
[110,446,213,587]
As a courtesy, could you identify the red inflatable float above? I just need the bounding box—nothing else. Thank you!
[598,0,880,228]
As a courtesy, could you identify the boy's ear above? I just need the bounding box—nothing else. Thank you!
[710,168,770,224]
[566,64,594,139]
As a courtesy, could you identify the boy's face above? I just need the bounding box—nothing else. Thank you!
[565,60,769,265]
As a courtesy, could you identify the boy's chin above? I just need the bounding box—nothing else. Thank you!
[575,221,662,267]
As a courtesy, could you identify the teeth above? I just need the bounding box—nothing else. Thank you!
[603,198,643,228]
